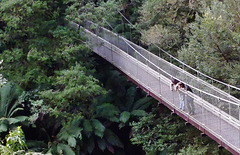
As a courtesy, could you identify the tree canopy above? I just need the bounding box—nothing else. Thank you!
[0,0,238,154]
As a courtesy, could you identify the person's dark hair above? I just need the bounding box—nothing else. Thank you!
[172,79,179,85]
[186,85,193,92]
[179,82,185,88]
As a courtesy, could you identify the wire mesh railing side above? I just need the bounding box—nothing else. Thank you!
[67,20,240,154]
[117,10,240,98]
[87,21,240,102]
[80,24,240,154]
[81,21,240,123]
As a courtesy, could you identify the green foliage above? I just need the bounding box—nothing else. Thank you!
[0,83,28,133]
[120,111,130,123]
[1,0,235,154]
[6,126,27,152]
[137,0,206,52]
[0,0,136,154]
[37,63,125,154]
[65,0,120,27]
[47,142,75,155]
[25,140,47,153]
[130,112,182,154]
[118,87,153,127]
[79,117,124,154]
[97,69,154,128]
[57,119,82,148]
[0,0,90,90]
[56,143,75,155]
[104,129,123,148]
[0,83,21,118]
[40,64,106,120]
[0,126,27,154]
[92,119,105,138]
[178,0,240,87]
[178,144,208,155]
[95,103,120,122]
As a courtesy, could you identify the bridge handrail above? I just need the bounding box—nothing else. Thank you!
[123,38,240,104]
[68,21,240,154]
[117,10,240,92]
[85,20,240,104]
[81,25,240,125]
[68,20,240,122]
[121,35,239,106]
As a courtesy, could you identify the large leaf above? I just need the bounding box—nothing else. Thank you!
[14,116,28,122]
[0,123,8,132]
[8,116,28,124]
[57,143,75,155]
[92,119,105,138]
[7,107,23,118]
[125,87,136,110]
[68,136,76,148]
[83,119,93,134]
[57,120,82,143]
[131,110,146,117]
[26,140,47,151]
[97,138,107,151]
[132,97,153,110]
[120,111,130,123]
[96,103,120,122]
[7,118,20,124]
[105,129,123,148]
[87,137,95,154]
[0,83,21,118]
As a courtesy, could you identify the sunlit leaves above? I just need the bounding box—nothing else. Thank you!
[0,126,27,154]
[65,0,120,27]
[40,64,106,119]
[130,113,181,154]
[138,0,201,51]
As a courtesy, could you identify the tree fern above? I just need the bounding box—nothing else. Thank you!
[0,83,28,133]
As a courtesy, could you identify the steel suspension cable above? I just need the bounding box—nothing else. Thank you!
[117,10,240,92]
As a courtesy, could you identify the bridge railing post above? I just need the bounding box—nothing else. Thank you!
[111,37,113,64]
[126,44,129,75]
[238,123,240,150]
[159,73,161,97]
[239,105,240,122]
[218,98,222,142]
[136,47,139,83]
[130,24,132,42]
[200,91,205,126]
[147,45,150,92]
[158,51,161,96]
[172,76,175,109]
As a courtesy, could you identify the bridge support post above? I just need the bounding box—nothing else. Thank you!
[238,123,240,149]
[171,109,176,115]
[200,132,206,137]
[218,144,223,149]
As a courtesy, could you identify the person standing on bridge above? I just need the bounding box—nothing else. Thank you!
[176,82,186,111]
[170,78,180,91]
[186,85,195,115]
[170,79,186,111]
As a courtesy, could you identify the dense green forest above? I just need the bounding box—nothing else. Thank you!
[0,0,238,154]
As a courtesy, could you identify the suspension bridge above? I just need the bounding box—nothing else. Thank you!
[67,16,240,154]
